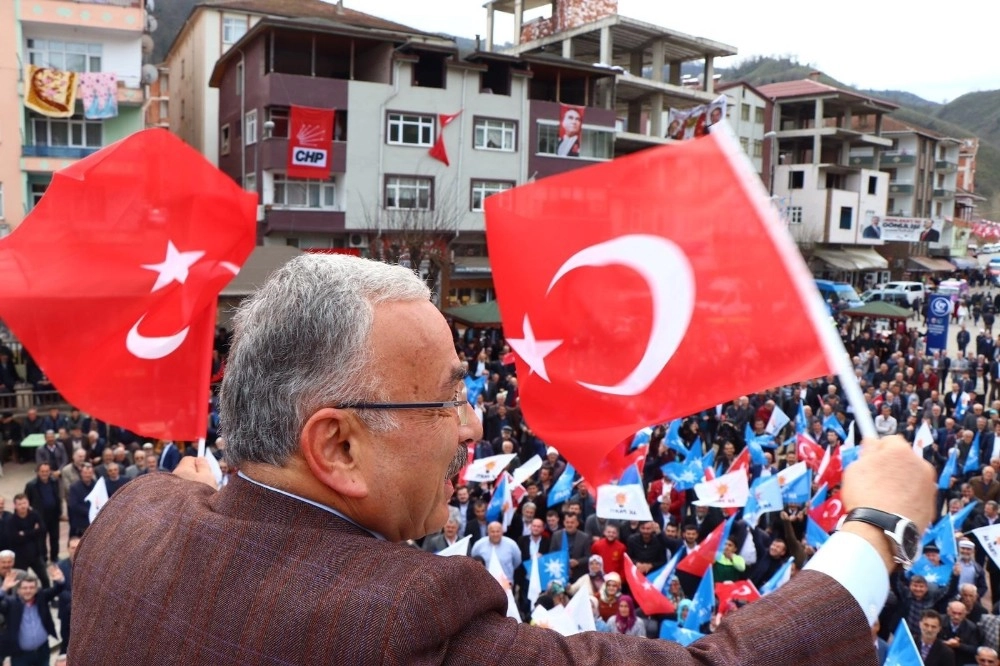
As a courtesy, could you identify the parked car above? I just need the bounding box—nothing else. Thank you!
[880,281,926,306]
[937,278,970,302]
[861,290,910,308]
[814,280,864,313]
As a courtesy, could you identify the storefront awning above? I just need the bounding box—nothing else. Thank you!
[908,256,956,272]
[812,248,888,271]
[950,257,978,270]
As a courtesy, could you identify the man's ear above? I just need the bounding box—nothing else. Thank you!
[299,408,367,499]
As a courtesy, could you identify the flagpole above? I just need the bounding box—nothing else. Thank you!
[708,127,877,442]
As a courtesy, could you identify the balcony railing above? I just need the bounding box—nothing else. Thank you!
[888,181,914,195]
[932,188,955,199]
[883,152,916,166]
[849,155,875,167]
[934,159,958,172]
[22,145,100,159]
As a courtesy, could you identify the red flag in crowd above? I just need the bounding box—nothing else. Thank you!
[0,129,256,440]
[676,519,728,577]
[728,447,751,474]
[715,580,761,613]
[815,443,843,488]
[796,434,825,472]
[623,554,676,616]
[428,111,462,166]
[286,105,335,179]
[485,130,837,485]
[809,495,846,533]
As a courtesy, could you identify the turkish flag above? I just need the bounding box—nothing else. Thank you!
[676,519,728,577]
[808,495,846,533]
[815,443,843,488]
[428,111,462,166]
[0,129,255,440]
[715,580,761,613]
[485,130,835,486]
[728,446,751,474]
[623,554,676,616]
[796,434,825,472]
[286,105,335,179]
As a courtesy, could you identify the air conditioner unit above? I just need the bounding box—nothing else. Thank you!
[348,233,369,249]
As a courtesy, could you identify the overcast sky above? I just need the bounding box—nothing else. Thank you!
[341,0,997,103]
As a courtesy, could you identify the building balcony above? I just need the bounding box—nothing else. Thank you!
[848,155,875,168]
[882,152,916,166]
[257,138,347,174]
[263,209,346,236]
[260,73,348,109]
[18,0,145,32]
[933,188,954,199]
[22,145,99,159]
[888,181,915,195]
[935,159,958,173]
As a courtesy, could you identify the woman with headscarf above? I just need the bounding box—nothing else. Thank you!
[596,572,622,620]
[609,595,646,637]
[569,554,605,597]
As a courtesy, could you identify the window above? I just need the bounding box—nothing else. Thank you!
[30,183,47,207]
[474,118,516,152]
[536,122,614,159]
[220,124,231,156]
[385,176,432,209]
[470,180,513,211]
[788,170,805,189]
[787,206,803,225]
[26,40,101,72]
[245,109,257,146]
[839,206,853,230]
[739,137,749,153]
[752,140,763,158]
[272,174,336,209]
[387,113,434,146]
[267,107,289,138]
[31,117,102,147]
[222,16,248,46]
[868,176,877,195]
[244,173,256,193]
[755,107,765,124]
[741,104,750,121]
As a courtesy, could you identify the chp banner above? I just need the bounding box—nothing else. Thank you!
[926,294,951,353]
[881,216,944,245]
[287,105,335,179]
[666,95,727,141]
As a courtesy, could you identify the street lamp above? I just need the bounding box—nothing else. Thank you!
[763,130,778,197]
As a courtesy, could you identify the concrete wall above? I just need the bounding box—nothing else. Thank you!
[0,0,23,227]
[168,8,221,164]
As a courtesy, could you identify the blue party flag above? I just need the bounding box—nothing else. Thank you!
[781,467,812,505]
[547,463,576,506]
[743,423,767,466]
[618,461,642,486]
[810,482,828,507]
[630,426,653,451]
[909,556,954,587]
[795,401,807,435]
[823,413,847,441]
[701,447,716,470]
[744,475,783,526]
[683,567,714,631]
[883,618,922,666]
[938,448,958,490]
[760,557,793,595]
[805,517,830,550]
[486,473,508,524]
[841,445,861,470]
[950,500,980,533]
[664,419,690,458]
[659,620,705,646]
[663,458,704,491]
[525,546,570,591]
[964,431,982,475]
[689,436,704,460]
[463,374,487,405]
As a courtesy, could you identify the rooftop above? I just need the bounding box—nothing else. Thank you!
[758,79,898,111]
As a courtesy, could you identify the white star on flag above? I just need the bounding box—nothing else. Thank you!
[924,571,940,584]
[141,240,205,292]
[679,470,697,484]
[506,314,562,382]
[545,559,566,581]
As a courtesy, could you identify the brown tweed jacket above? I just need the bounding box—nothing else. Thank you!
[70,474,877,665]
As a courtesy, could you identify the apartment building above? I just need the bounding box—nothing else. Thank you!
[757,77,896,288]
[716,81,772,186]
[1,0,149,231]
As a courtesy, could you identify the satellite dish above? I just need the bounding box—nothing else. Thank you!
[141,64,159,85]
[141,34,154,56]
[146,14,158,33]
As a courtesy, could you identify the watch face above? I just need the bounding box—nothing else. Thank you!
[902,521,920,560]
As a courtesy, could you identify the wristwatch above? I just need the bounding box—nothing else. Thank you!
[841,508,920,570]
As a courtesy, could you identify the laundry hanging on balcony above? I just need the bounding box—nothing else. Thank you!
[79,72,119,120]
[24,65,78,118]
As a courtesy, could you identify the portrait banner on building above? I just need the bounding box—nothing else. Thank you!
[881,216,943,245]
[666,95,727,141]
[286,105,335,179]
[557,104,585,157]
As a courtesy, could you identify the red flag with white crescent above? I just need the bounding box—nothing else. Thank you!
[485,130,837,485]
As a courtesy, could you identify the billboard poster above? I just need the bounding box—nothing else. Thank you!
[286,105,335,179]
[882,217,944,245]
[557,104,584,157]
[666,95,728,140]
[926,294,951,353]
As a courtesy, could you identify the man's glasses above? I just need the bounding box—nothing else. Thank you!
[336,385,470,425]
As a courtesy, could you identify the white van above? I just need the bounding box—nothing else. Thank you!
[880,281,926,306]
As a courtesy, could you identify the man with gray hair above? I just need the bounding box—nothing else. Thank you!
[977,646,999,666]
[71,253,936,664]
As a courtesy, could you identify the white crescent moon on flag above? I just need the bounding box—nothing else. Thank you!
[126,314,190,360]
[546,234,695,396]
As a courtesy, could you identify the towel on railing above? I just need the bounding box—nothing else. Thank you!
[79,72,118,120]
[24,65,78,118]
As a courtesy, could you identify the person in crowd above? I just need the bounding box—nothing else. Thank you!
[596,572,622,621]
[590,524,626,579]
[23,463,61,564]
[422,517,463,554]
[470,522,521,583]
[550,512,591,582]
[1,568,65,666]
[55,536,79,656]
[940,599,982,665]
[714,538,748,582]
[609,595,646,637]
[124,450,146,480]
[5,495,48,588]
[569,554,605,597]
[34,431,67,476]
[66,463,96,539]
[917,610,955,666]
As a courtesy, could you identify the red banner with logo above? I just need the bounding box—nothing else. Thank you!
[286,105,335,179]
